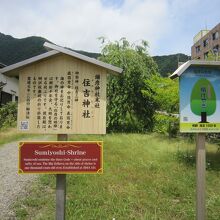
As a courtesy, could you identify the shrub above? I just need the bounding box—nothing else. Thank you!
[0,102,17,129]
[153,113,179,137]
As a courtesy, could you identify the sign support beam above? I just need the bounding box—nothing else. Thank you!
[56,134,68,220]
[196,133,206,220]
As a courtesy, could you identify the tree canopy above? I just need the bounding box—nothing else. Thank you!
[143,75,179,113]
[99,38,158,132]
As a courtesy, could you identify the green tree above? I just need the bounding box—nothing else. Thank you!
[142,75,179,136]
[191,78,216,122]
[99,38,158,132]
[205,50,220,61]
[143,75,179,113]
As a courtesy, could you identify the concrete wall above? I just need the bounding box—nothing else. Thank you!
[191,23,220,60]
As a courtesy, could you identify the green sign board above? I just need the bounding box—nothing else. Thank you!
[180,66,220,132]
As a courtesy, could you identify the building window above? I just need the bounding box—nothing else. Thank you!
[213,45,219,54]
[1,91,12,106]
[212,32,219,40]
[203,39,209,47]
[195,45,201,53]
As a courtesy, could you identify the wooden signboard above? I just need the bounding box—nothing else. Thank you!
[18,54,106,134]
[19,141,103,174]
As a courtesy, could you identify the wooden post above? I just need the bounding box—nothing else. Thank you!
[196,133,206,220]
[56,134,68,220]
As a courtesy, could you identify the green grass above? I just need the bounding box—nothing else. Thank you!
[0,128,38,146]
[13,133,220,220]
[0,127,56,147]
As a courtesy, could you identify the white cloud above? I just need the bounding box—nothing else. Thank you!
[0,0,219,55]
[0,0,172,54]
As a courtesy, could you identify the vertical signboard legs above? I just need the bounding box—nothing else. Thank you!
[196,133,206,220]
[56,134,68,220]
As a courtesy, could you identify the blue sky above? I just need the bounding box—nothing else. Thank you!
[101,0,124,8]
[0,0,220,56]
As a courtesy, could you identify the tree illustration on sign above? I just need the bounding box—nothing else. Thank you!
[190,78,216,123]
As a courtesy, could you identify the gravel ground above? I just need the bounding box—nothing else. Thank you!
[0,135,51,220]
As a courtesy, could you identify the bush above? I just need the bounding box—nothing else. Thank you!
[0,102,17,129]
[153,113,179,137]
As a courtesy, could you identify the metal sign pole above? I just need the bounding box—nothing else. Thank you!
[56,134,68,220]
[196,133,206,220]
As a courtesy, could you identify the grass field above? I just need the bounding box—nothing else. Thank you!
[14,133,220,220]
[0,128,39,146]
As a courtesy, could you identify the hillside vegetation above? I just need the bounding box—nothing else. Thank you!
[0,33,99,65]
[0,33,48,65]
[153,53,190,77]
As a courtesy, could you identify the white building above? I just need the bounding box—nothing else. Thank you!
[0,63,19,105]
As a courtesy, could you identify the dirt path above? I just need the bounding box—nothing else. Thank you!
[0,135,51,219]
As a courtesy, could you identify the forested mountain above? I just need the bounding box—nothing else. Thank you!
[0,33,190,76]
[0,33,99,66]
[0,33,49,65]
[153,53,191,77]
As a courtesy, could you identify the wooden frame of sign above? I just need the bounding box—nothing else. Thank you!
[18,54,107,134]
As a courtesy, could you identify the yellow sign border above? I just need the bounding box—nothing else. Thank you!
[180,123,220,133]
